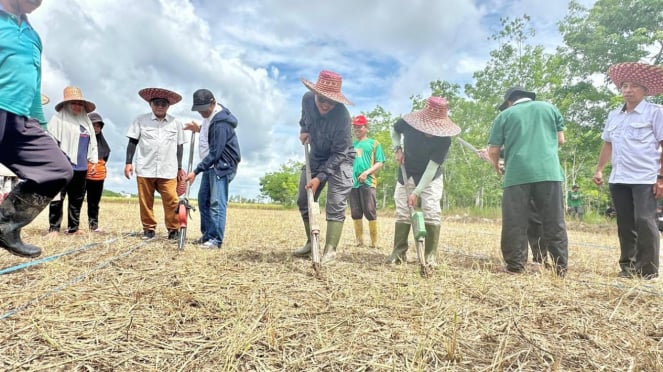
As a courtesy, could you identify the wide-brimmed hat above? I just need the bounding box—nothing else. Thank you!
[301,70,353,106]
[608,62,663,96]
[87,112,105,127]
[40,94,50,105]
[54,86,96,113]
[352,115,368,126]
[498,86,536,111]
[138,87,182,105]
[401,96,460,137]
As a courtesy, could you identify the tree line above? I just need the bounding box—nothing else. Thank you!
[259,0,663,213]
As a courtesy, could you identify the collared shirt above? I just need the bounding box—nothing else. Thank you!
[127,112,185,179]
[0,5,46,125]
[602,100,663,184]
[199,104,222,159]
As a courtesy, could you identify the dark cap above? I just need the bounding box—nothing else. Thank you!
[191,89,215,111]
[87,112,104,127]
[498,86,536,111]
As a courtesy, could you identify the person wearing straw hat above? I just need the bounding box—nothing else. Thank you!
[84,112,111,233]
[593,62,663,281]
[349,114,384,248]
[488,86,568,276]
[46,86,99,236]
[125,87,186,240]
[292,70,356,264]
[386,96,460,266]
[0,0,74,257]
[185,89,241,249]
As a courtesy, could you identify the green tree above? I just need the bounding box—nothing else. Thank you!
[259,160,302,206]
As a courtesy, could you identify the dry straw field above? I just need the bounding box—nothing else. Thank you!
[1,199,662,371]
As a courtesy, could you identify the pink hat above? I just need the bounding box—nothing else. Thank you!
[352,114,368,126]
[301,70,353,106]
[138,87,182,105]
[608,62,663,96]
[401,96,460,137]
[54,86,96,113]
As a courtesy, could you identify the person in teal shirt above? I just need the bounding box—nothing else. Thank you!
[0,0,73,258]
[488,86,568,276]
[349,115,384,248]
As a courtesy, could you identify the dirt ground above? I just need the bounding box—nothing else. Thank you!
[1,200,661,371]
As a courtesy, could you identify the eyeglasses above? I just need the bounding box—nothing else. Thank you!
[151,99,170,107]
[316,95,337,107]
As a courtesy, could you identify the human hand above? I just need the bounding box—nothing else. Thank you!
[184,121,200,132]
[653,180,663,199]
[408,193,418,208]
[592,170,603,186]
[177,169,186,182]
[88,165,97,176]
[395,149,404,165]
[186,172,196,184]
[124,164,133,179]
[300,133,310,145]
[358,172,368,184]
[305,177,321,195]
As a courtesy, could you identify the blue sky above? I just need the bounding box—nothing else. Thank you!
[29,0,595,199]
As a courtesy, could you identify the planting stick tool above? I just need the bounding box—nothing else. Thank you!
[177,132,197,250]
[304,141,322,274]
[400,165,429,278]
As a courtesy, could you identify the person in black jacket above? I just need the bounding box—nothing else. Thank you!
[185,89,241,249]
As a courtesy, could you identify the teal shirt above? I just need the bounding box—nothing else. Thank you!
[352,138,385,188]
[0,7,46,127]
[488,100,564,188]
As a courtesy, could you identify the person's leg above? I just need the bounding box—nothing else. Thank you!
[86,179,104,230]
[610,183,636,275]
[349,188,363,246]
[136,177,157,233]
[501,184,531,273]
[0,111,72,257]
[155,178,180,234]
[361,186,379,247]
[533,181,568,276]
[631,184,659,278]
[65,170,87,233]
[48,190,65,233]
[197,170,211,242]
[293,167,327,256]
[420,176,443,264]
[206,173,231,247]
[321,162,353,263]
[386,176,412,264]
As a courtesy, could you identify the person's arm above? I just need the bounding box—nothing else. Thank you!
[316,110,352,184]
[488,145,502,174]
[124,138,139,179]
[193,121,228,174]
[592,142,612,186]
[558,131,565,146]
[177,144,183,169]
[413,160,440,196]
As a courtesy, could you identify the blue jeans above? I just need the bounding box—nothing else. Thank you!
[207,171,235,245]
[198,170,211,241]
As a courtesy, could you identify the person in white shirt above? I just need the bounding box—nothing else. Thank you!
[593,62,663,281]
[124,88,186,240]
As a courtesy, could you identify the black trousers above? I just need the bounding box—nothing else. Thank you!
[0,110,72,197]
[609,183,659,276]
[501,181,568,273]
[49,170,86,232]
[349,185,378,220]
[85,179,104,229]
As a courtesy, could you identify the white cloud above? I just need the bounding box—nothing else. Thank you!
[28,0,593,199]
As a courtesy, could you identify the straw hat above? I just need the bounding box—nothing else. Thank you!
[401,96,460,137]
[608,62,663,96]
[301,70,353,106]
[138,87,182,105]
[40,94,49,105]
[54,86,96,113]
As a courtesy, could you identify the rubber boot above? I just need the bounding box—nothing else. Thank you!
[292,220,312,257]
[424,223,441,267]
[353,219,364,246]
[321,220,344,264]
[385,223,410,264]
[0,183,52,257]
[368,220,378,248]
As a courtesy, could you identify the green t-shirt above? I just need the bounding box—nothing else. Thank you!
[352,138,385,188]
[488,100,564,188]
[567,190,582,207]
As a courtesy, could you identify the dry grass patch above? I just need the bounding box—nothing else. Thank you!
[1,201,662,371]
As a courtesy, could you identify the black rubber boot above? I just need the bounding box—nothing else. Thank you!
[0,183,52,258]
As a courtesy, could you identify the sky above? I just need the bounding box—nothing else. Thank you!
[28,0,596,200]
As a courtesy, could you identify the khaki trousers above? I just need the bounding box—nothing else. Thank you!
[137,177,179,232]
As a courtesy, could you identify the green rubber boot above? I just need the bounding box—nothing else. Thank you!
[385,223,410,264]
[321,220,344,264]
[424,223,441,267]
[292,220,312,257]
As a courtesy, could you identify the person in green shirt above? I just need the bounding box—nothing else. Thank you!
[567,184,583,222]
[487,86,568,276]
[349,115,385,248]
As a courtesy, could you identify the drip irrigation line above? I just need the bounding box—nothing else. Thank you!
[0,239,152,321]
[0,235,126,275]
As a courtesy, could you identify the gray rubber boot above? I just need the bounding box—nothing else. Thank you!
[0,183,52,258]
[321,220,344,264]
[424,223,441,267]
[385,223,410,264]
[292,220,312,257]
